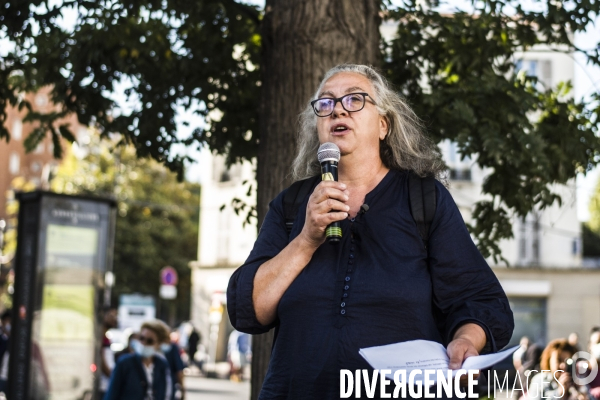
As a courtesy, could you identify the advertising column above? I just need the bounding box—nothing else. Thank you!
[8,191,116,400]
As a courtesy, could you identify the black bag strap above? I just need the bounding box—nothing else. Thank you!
[408,171,437,247]
[283,176,319,235]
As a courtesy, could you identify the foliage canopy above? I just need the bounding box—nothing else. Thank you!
[2,0,600,261]
[51,133,200,321]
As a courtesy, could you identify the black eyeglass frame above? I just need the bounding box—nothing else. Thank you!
[310,92,376,117]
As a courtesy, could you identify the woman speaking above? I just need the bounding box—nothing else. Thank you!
[227,64,514,399]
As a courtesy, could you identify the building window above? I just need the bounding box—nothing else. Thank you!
[9,152,20,174]
[515,59,539,77]
[518,214,541,266]
[449,169,471,181]
[442,140,472,182]
[519,238,527,261]
[516,59,553,89]
[219,170,231,182]
[507,297,547,346]
[12,119,23,141]
[216,208,230,264]
[572,238,580,256]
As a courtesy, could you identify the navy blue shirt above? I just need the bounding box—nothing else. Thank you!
[227,169,514,399]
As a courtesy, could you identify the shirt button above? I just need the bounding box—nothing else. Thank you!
[349,254,355,259]
[348,260,353,265]
[344,285,349,290]
[351,239,355,243]
[345,276,350,282]
[347,269,352,273]
[341,302,346,307]
[343,293,348,298]
[350,246,355,251]
[341,310,346,315]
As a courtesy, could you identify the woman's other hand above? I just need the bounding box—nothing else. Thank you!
[447,323,487,369]
[447,324,486,387]
[299,181,350,248]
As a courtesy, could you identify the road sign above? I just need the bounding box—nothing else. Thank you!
[159,285,177,299]
[160,266,178,286]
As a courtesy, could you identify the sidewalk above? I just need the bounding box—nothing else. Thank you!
[184,375,250,400]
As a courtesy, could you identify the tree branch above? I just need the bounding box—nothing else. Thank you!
[223,0,261,25]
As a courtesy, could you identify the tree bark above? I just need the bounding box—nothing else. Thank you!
[253,1,381,398]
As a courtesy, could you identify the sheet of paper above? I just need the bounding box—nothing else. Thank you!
[359,339,519,385]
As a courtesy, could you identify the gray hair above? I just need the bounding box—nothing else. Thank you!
[291,64,446,182]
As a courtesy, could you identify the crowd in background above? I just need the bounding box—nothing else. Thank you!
[99,307,251,400]
[512,329,600,400]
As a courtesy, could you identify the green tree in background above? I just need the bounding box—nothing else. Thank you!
[2,0,600,263]
[582,223,600,257]
[585,178,600,258]
[3,1,600,396]
[51,134,200,323]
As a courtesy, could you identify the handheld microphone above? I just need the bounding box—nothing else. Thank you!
[317,142,342,244]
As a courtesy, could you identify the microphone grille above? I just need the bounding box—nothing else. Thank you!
[317,142,340,163]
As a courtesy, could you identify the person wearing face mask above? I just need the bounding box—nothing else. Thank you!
[115,332,141,363]
[527,339,589,400]
[157,321,185,400]
[104,320,172,400]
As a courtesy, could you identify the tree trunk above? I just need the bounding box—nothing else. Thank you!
[253,1,381,398]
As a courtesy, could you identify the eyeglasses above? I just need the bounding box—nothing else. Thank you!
[139,336,155,345]
[310,92,375,117]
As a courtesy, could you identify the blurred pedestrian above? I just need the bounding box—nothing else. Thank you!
[227,330,251,382]
[0,310,10,394]
[590,327,600,350]
[528,339,588,400]
[521,342,543,377]
[99,307,118,399]
[513,336,530,371]
[187,328,199,368]
[236,331,251,381]
[104,320,172,400]
[569,332,580,350]
[115,332,140,363]
[158,322,185,400]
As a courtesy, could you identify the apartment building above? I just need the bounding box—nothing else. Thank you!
[0,87,87,220]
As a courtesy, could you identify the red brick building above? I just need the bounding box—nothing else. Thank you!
[0,87,85,220]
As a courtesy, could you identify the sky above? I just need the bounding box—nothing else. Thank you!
[2,0,600,220]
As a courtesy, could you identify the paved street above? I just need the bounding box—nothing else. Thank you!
[185,375,250,400]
